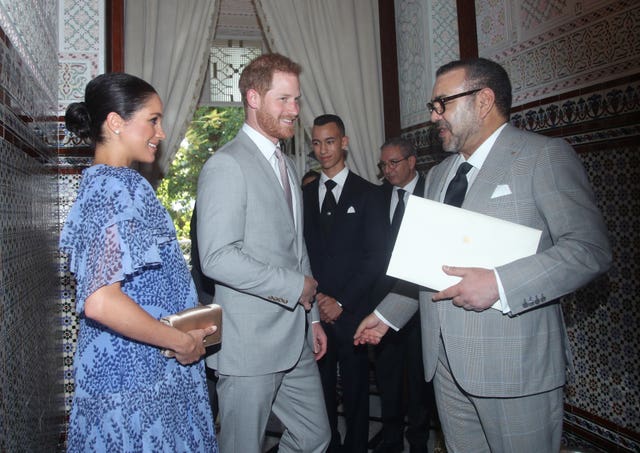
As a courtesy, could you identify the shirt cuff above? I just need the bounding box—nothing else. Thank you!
[493,269,511,314]
[374,309,400,331]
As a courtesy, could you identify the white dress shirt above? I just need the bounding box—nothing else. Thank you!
[376,123,512,331]
[242,123,298,228]
[389,172,419,222]
[318,166,349,209]
[440,123,511,314]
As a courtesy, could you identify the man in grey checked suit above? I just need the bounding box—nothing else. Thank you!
[355,58,612,452]
[197,53,330,453]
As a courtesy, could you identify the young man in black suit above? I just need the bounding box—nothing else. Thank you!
[303,114,387,453]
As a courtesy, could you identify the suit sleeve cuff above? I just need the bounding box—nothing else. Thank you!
[493,269,511,314]
[374,309,399,331]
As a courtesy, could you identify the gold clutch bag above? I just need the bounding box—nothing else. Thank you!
[160,304,222,358]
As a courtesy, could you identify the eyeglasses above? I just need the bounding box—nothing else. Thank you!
[427,88,482,115]
[378,156,409,171]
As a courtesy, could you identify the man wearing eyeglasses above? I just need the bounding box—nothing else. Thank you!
[355,58,611,452]
[369,137,434,453]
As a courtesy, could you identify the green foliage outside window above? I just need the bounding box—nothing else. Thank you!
[157,106,244,241]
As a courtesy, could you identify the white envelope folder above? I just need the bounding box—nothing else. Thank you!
[387,195,542,310]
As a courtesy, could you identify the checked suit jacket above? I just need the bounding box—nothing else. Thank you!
[376,124,612,398]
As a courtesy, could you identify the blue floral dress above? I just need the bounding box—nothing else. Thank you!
[60,165,218,453]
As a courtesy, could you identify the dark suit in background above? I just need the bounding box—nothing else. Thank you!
[303,114,387,453]
[189,205,215,305]
[370,137,435,453]
[371,177,434,453]
[189,205,219,421]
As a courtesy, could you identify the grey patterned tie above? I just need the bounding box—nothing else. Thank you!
[274,143,293,217]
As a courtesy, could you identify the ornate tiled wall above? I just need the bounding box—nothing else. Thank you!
[511,82,640,450]
[57,0,104,431]
[395,0,459,129]
[58,0,104,115]
[0,0,63,451]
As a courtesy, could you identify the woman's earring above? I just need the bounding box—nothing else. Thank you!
[115,130,120,135]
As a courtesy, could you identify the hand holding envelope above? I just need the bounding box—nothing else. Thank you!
[432,265,501,311]
[386,195,542,311]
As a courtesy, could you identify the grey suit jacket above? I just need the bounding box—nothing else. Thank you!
[378,124,611,397]
[197,129,319,376]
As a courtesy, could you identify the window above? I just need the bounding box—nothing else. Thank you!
[199,40,263,106]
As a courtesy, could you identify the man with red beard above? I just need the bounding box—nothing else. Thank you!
[196,53,330,453]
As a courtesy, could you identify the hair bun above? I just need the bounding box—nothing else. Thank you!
[64,101,92,140]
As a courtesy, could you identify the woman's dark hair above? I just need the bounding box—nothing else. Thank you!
[65,72,158,144]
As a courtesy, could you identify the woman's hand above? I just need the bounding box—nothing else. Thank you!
[173,325,218,365]
[85,283,219,364]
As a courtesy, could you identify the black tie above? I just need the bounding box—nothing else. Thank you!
[443,162,472,207]
[391,188,406,238]
[321,180,337,231]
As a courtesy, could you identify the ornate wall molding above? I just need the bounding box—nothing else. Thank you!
[511,79,640,148]
[565,404,640,452]
[481,1,640,107]
[57,0,104,115]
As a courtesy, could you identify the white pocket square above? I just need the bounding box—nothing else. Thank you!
[347,206,356,214]
[491,184,512,198]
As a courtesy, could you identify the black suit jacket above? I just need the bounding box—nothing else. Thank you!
[370,173,426,305]
[303,171,388,330]
[189,205,215,304]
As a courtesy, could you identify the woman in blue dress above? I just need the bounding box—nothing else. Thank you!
[61,73,219,452]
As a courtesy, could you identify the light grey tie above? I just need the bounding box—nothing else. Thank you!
[274,143,293,216]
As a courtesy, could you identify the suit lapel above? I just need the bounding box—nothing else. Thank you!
[306,178,330,248]
[426,156,457,201]
[318,171,354,244]
[308,178,321,216]
[413,173,426,198]
[382,184,393,227]
[335,171,355,215]
[463,126,519,211]
[237,131,297,231]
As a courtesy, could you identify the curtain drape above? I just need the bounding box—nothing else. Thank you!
[256,0,385,183]
[124,0,217,180]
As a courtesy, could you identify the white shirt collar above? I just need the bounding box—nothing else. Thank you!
[463,123,508,169]
[242,123,279,160]
[320,166,349,187]
[395,172,419,194]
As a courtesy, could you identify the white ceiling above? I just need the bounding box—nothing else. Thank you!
[214,0,263,40]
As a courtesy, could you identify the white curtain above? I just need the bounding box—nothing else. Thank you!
[256,0,385,183]
[124,0,217,179]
